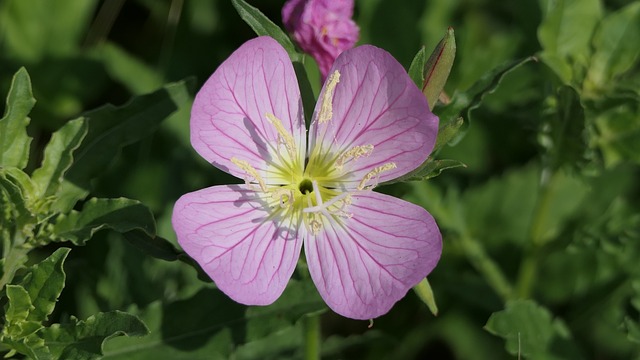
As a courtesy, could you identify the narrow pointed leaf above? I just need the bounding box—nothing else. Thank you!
[123,230,180,262]
[53,79,191,212]
[31,117,88,200]
[231,0,300,62]
[0,167,36,230]
[413,278,438,316]
[422,27,456,110]
[390,158,466,184]
[19,248,71,324]
[52,198,156,246]
[408,46,427,89]
[437,56,536,143]
[0,67,35,169]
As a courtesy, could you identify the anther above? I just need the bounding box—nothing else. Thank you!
[318,71,340,124]
[357,162,397,190]
[231,157,267,192]
[266,113,296,155]
[335,144,374,169]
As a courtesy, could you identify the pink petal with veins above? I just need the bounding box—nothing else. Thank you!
[172,184,303,305]
[190,36,305,184]
[309,45,439,188]
[304,191,442,319]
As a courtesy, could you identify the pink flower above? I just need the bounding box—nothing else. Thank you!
[172,36,442,320]
[282,0,359,80]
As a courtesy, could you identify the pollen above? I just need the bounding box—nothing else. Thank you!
[335,144,374,169]
[357,162,397,190]
[266,113,296,155]
[231,157,267,192]
[318,70,340,124]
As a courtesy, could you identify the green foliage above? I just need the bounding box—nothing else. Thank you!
[485,300,570,359]
[0,68,34,169]
[1,0,639,359]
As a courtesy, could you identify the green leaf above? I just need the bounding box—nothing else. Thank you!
[18,248,71,324]
[231,0,300,62]
[0,168,35,231]
[408,47,427,89]
[31,117,88,200]
[123,230,180,262]
[52,198,156,246]
[537,0,602,82]
[391,158,466,184]
[3,285,40,339]
[0,0,96,61]
[91,42,164,95]
[484,299,569,359]
[437,56,536,144]
[539,86,587,169]
[594,100,640,166]
[413,278,438,316]
[38,311,149,360]
[586,2,640,92]
[422,27,456,110]
[53,79,191,212]
[0,67,35,169]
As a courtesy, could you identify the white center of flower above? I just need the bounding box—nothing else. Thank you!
[231,70,396,235]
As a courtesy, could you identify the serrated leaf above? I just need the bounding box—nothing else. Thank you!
[52,198,156,246]
[0,67,35,169]
[408,47,427,89]
[484,299,568,358]
[0,168,34,230]
[413,278,438,316]
[231,0,300,62]
[53,79,191,212]
[38,311,149,360]
[437,56,536,144]
[586,2,640,92]
[4,285,36,330]
[422,27,456,110]
[18,248,71,324]
[31,117,88,200]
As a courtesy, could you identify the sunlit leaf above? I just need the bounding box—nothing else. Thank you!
[18,248,71,324]
[231,0,300,62]
[31,118,88,200]
[0,68,35,169]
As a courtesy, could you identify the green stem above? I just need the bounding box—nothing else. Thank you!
[515,170,558,298]
[303,313,321,360]
[459,234,514,302]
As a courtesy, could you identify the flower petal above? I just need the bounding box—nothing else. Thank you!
[172,184,303,305]
[191,36,305,184]
[304,191,441,319]
[308,45,438,188]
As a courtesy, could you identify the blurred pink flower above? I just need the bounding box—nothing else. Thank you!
[282,0,359,80]
[172,36,441,319]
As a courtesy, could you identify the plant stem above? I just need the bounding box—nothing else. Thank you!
[515,169,558,298]
[459,234,514,302]
[303,313,321,360]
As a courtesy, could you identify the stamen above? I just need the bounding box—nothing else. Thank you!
[318,70,340,124]
[231,157,267,192]
[335,144,374,169]
[271,188,294,208]
[357,162,397,190]
[266,113,296,155]
[304,180,352,219]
